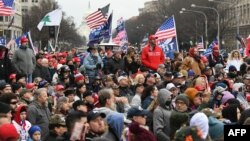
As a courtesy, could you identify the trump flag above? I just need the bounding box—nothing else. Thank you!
[155,16,179,59]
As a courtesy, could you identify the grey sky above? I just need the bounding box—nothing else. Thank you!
[57,0,150,27]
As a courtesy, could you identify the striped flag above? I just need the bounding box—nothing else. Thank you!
[85,4,110,29]
[155,16,179,58]
[197,35,204,49]
[155,16,176,40]
[0,0,14,16]
[203,38,218,56]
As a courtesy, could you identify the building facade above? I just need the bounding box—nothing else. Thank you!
[221,0,250,52]
[139,0,159,15]
[21,0,55,14]
[0,0,23,39]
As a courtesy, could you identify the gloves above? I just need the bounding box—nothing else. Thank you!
[96,63,102,69]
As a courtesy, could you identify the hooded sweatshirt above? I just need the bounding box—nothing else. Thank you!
[102,113,124,141]
[153,88,172,141]
[12,105,31,141]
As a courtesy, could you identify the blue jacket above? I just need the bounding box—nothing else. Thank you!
[83,53,103,78]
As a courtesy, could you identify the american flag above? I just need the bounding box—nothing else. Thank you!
[0,0,14,16]
[85,4,109,29]
[197,36,204,49]
[203,38,218,56]
[155,16,176,41]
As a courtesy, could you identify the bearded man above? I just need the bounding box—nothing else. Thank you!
[181,47,205,76]
[83,44,103,84]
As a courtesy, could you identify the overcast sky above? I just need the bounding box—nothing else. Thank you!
[57,0,151,27]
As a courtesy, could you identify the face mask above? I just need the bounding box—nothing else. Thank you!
[165,100,172,106]
[213,52,219,57]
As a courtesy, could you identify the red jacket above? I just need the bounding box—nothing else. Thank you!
[141,44,165,70]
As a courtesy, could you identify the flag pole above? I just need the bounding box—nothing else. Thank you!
[54,25,60,51]
[108,11,113,43]
[172,15,179,52]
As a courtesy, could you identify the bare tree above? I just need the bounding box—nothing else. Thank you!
[22,0,84,50]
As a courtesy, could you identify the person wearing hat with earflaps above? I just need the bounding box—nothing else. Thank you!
[141,35,165,71]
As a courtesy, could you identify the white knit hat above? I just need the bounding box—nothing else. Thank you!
[190,112,209,139]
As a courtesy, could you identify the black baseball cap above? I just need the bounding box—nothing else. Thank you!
[87,111,106,122]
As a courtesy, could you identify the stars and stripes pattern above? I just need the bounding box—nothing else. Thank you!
[155,16,176,41]
[203,38,218,56]
[197,36,204,49]
[85,4,109,29]
[0,0,14,16]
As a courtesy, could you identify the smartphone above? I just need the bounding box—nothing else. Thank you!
[70,122,84,141]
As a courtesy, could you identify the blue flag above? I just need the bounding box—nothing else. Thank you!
[116,17,125,32]
[0,37,6,46]
[203,38,218,56]
[88,13,112,45]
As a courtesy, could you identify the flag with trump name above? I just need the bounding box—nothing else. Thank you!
[202,38,218,56]
[113,17,128,52]
[0,0,14,16]
[88,13,112,45]
[155,16,178,59]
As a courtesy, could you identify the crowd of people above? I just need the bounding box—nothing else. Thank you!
[0,35,250,141]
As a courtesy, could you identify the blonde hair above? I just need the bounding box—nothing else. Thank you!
[229,50,241,60]
[133,73,145,85]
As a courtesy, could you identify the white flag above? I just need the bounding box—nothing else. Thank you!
[37,9,62,31]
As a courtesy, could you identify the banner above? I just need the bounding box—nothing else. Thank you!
[155,16,178,59]
[112,17,128,52]
[88,13,112,45]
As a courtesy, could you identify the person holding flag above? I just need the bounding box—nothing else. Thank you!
[12,37,36,83]
[141,35,165,71]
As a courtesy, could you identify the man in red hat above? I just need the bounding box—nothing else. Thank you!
[141,35,165,71]
[12,36,36,83]
[208,45,224,71]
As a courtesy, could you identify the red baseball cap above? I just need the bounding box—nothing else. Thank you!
[26,83,36,90]
[21,37,29,43]
[9,73,16,80]
[73,57,81,63]
[55,84,65,91]
[148,35,158,40]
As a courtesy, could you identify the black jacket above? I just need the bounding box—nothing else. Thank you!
[0,47,13,82]
[33,64,51,82]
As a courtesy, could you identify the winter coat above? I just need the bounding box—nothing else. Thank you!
[104,57,125,74]
[208,54,224,68]
[141,44,165,71]
[153,89,172,141]
[83,53,103,78]
[181,56,205,76]
[12,46,36,75]
[27,101,51,141]
[0,46,13,82]
[13,105,31,141]
[32,64,51,82]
